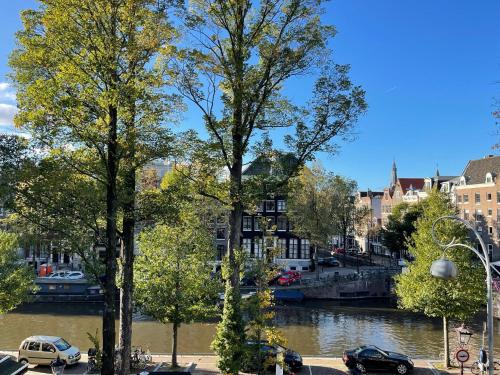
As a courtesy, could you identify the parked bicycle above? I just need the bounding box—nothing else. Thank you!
[130,346,152,370]
[86,348,100,374]
[470,349,500,375]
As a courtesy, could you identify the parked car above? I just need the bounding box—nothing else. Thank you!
[318,257,340,267]
[343,345,414,374]
[347,248,359,255]
[332,248,345,255]
[46,271,68,279]
[243,340,303,372]
[65,271,85,280]
[0,354,28,374]
[18,336,81,366]
[277,271,301,286]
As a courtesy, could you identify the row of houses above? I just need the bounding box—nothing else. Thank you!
[355,155,500,261]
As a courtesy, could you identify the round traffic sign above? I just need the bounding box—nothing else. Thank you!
[456,349,470,363]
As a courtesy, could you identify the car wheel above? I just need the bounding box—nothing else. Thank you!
[396,363,408,374]
[19,358,28,365]
[356,362,366,373]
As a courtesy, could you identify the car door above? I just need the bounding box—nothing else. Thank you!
[40,343,57,365]
[362,349,383,371]
[26,341,42,364]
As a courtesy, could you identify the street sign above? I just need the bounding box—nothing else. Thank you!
[456,349,470,363]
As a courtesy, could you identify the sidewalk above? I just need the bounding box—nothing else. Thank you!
[0,352,462,375]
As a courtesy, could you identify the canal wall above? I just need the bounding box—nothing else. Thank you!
[292,270,392,299]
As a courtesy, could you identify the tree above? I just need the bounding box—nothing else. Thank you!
[0,231,36,314]
[173,2,367,369]
[10,1,178,372]
[381,202,424,260]
[329,175,369,266]
[395,191,485,368]
[287,166,339,279]
[134,215,220,368]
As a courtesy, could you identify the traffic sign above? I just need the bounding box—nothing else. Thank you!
[456,349,470,363]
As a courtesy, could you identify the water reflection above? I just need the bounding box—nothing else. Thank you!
[0,302,498,359]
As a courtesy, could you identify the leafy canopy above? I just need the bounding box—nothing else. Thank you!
[395,191,485,320]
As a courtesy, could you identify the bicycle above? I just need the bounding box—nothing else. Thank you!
[470,360,500,374]
[130,346,152,370]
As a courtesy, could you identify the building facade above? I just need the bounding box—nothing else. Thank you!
[455,155,500,260]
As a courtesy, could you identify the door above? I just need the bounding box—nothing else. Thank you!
[40,343,57,365]
[362,349,384,371]
[26,341,42,364]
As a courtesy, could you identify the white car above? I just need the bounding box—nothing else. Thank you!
[18,336,81,365]
[64,271,85,279]
[47,271,68,279]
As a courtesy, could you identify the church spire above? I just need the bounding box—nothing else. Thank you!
[391,159,397,188]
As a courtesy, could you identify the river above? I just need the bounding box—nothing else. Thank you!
[1,301,499,359]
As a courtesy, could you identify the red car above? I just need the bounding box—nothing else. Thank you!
[331,247,345,255]
[277,271,301,286]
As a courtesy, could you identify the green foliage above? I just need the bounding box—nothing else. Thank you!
[212,280,246,375]
[381,202,424,257]
[134,214,220,333]
[86,329,103,370]
[288,165,368,250]
[0,231,36,314]
[395,191,485,320]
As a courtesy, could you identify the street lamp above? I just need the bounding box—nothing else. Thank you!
[455,324,472,347]
[431,215,494,375]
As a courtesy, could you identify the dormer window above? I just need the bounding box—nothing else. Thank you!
[460,176,466,186]
[486,173,493,184]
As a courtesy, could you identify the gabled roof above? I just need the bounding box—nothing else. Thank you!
[462,155,500,184]
[398,178,425,193]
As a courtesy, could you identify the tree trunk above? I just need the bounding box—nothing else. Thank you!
[343,231,347,267]
[102,105,119,375]
[118,167,135,375]
[443,316,450,368]
[172,321,179,368]
[228,159,243,288]
[314,245,319,281]
[117,97,137,375]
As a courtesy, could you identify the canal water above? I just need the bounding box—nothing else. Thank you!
[1,301,500,359]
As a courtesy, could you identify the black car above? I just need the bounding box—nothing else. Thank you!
[243,340,303,372]
[343,346,414,374]
[318,257,340,267]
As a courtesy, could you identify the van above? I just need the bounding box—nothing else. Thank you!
[18,336,80,365]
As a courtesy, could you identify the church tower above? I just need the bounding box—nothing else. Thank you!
[390,159,398,188]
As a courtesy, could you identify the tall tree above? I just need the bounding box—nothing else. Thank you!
[381,202,423,260]
[287,165,339,279]
[173,2,367,370]
[329,175,369,266]
[0,231,36,314]
[134,216,220,368]
[395,191,485,368]
[10,1,178,372]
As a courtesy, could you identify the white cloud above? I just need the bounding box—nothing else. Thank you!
[0,103,18,126]
[0,82,16,102]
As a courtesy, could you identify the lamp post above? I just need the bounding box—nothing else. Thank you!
[430,215,494,375]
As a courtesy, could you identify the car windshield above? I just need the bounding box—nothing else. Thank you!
[54,338,71,351]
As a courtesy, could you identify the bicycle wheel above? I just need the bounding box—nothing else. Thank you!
[471,362,480,375]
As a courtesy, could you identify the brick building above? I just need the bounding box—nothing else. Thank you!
[455,155,500,260]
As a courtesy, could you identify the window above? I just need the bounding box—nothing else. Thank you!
[463,194,469,203]
[243,216,252,231]
[489,226,493,235]
[497,209,500,222]
[475,209,483,221]
[301,239,310,259]
[256,202,264,212]
[487,244,493,256]
[242,238,252,255]
[265,216,276,230]
[464,210,469,220]
[216,245,225,260]
[42,343,55,353]
[457,195,462,203]
[277,200,287,212]
[497,192,500,204]
[254,217,261,231]
[475,193,481,204]
[488,208,493,217]
[487,193,492,201]
[265,200,275,212]
[277,217,287,231]
[216,228,225,240]
[289,239,298,259]
[254,238,263,258]
[27,342,40,351]
[486,173,493,184]
[277,238,287,258]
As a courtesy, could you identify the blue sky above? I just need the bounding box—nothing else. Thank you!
[0,1,498,190]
